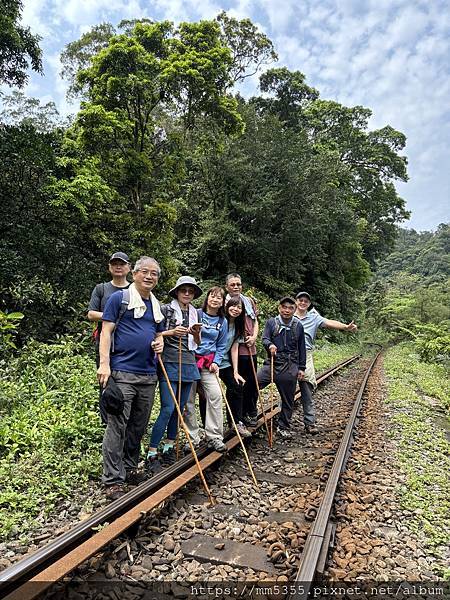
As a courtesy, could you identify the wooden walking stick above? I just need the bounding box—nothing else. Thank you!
[270,354,275,446]
[214,373,259,488]
[175,337,182,459]
[158,355,215,506]
[249,354,271,445]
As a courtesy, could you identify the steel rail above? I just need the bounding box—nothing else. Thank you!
[289,351,381,599]
[0,353,361,600]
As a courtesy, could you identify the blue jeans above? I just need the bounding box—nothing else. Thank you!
[150,380,193,447]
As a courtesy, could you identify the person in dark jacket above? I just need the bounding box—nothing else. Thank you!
[257,296,306,438]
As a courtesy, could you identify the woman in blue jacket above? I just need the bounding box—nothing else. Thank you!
[184,286,229,453]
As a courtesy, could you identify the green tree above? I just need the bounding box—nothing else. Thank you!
[0,0,42,87]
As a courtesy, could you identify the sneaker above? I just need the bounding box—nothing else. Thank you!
[105,484,126,501]
[236,422,252,438]
[125,469,149,486]
[305,424,319,435]
[183,440,201,454]
[207,438,228,453]
[161,447,178,466]
[276,427,291,439]
[145,453,163,475]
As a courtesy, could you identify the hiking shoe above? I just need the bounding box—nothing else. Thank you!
[276,427,291,439]
[105,484,126,501]
[161,447,178,466]
[125,469,149,486]
[236,422,252,438]
[207,438,228,453]
[305,424,319,435]
[183,440,201,454]
[243,414,258,428]
[145,453,163,475]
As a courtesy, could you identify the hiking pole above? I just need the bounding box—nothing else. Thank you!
[249,354,271,445]
[175,337,182,460]
[270,354,275,446]
[214,373,259,489]
[158,355,215,506]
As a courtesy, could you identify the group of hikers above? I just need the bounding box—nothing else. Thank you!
[88,253,357,500]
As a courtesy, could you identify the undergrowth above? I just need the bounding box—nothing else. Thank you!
[0,338,103,540]
[384,342,450,554]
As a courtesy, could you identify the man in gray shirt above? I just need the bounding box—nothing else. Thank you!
[88,252,131,422]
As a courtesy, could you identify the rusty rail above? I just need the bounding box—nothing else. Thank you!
[289,351,381,598]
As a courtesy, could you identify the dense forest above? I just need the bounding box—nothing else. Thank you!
[365,224,450,361]
[1,5,411,344]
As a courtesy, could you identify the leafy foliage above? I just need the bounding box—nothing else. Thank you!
[0,0,42,87]
[1,14,411,340]
[365,225,450,359]
[0,336,102,538]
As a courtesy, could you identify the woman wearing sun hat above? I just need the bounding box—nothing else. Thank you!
[146,276,202,473]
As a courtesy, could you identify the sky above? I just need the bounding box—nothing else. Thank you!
[10,0,450,231]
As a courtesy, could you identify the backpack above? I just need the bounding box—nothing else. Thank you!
[92,284,130,345]
[272,316,301,339]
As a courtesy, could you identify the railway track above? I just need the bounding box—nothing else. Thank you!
[1,351,380,600]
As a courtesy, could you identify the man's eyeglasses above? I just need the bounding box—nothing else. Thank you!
[136,269,159,277]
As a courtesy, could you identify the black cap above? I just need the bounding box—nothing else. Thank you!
[100,377,124,416]
[295,291,311,301]
[109,252,130,264]
[279,295,296,305]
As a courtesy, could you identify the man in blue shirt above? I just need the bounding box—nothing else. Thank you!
[257,297,306,437]
[97,256,165,500]
[295,291,358,434]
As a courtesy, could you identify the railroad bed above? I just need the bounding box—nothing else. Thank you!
[3,352,393,600]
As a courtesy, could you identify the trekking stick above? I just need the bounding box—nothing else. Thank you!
[158,355,215,506]
[175,337,182,460]
[249,354,271,445]
[214,373,259,488]
[270,354,275,446]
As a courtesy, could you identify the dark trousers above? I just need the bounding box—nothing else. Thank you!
[257,365,297,430]
[102,375,156,485]
[220,366,244,425]
[238,354,258,418]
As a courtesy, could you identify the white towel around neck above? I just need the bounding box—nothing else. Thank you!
[169,299,199,351]
[127,283,164,322]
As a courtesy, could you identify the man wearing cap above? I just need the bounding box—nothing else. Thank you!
[88,253,131,374]
[295,292,358,434]
[97,256,165,500]
[225,273,259,427]
[257,297,306,437]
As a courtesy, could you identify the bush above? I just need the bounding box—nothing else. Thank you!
[0,335,102,539]
[414,323,450,363]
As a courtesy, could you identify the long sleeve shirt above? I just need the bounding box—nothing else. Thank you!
[196,311,229,366]
[262,316,306,371]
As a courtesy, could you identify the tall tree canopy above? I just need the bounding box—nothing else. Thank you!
[1,14,411,339]
[0,0,42,87]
